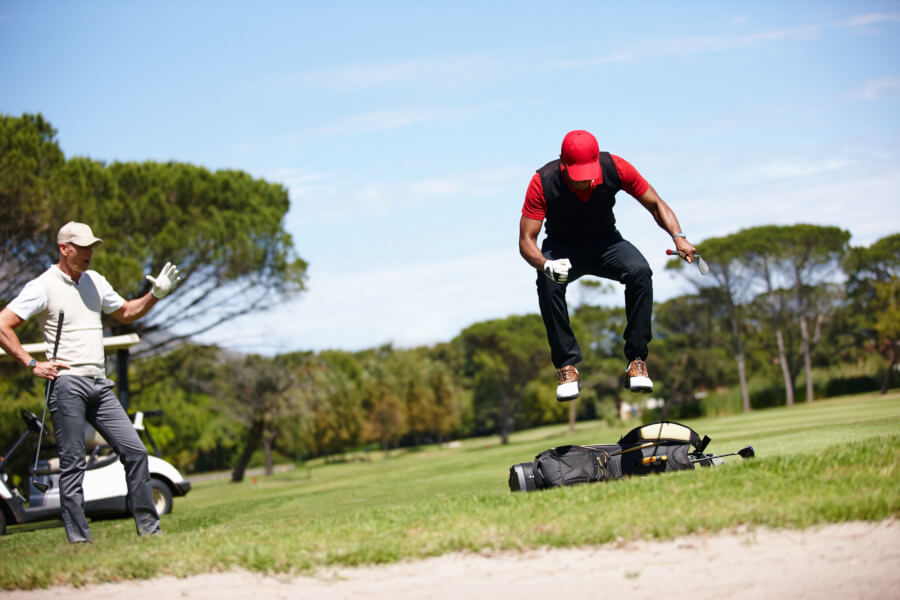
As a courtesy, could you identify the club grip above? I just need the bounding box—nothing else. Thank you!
[51,311,64,361]
[666,249,681,256]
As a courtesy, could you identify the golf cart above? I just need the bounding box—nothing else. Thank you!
[0,407,191,535]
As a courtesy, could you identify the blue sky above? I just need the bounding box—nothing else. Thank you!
[2,1,899,355]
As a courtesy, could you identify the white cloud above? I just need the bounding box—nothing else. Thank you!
[548,24,823,70]
[273,102,502,139]
[257,18,834,98]
[309,108,444,137]
[682,169,900,247]
[852,75,900,100]
[256,53,505,93]
[735,157,854,184]
[846,12,900,28]
[658,25,822,54]
[268,164,527,226]
[196,246,540,354]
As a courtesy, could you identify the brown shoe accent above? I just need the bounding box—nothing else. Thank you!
[558,365,579,385]
[625,359,649,378]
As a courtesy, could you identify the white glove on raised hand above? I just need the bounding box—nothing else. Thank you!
[146,262,181,299]
[543,258,572,284]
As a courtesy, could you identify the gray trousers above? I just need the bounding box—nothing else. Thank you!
[48,375,160,542]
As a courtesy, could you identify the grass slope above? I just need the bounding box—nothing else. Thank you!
[2,391,898,589]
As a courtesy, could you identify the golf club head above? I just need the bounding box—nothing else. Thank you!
[696,255,710,275]
[666,249,709,275]
[737,446,755,459]
[32,479,49,493]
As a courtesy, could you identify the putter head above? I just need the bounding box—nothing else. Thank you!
[737,446,755,459]
[32,479,49,493]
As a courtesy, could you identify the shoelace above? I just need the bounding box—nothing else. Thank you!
[629,360,648,377]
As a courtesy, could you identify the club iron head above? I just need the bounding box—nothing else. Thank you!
[32,479,49,493]
[737,446,755,459]
[696,255,710,275]
[666,249,709,276]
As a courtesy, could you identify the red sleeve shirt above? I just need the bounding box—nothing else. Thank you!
[521,154,650,221]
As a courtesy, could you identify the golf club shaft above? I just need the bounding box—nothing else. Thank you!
[32,311,64,491]
[689,448,752,463]
[689,453,733,463]
[611,441,658,457]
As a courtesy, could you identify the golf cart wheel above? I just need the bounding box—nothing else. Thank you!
[151,478,173,515]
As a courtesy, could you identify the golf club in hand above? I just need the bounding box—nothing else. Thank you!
[667,249,710,275]
[32,311,64,494]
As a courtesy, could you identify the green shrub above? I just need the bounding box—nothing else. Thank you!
[824,375,882,397]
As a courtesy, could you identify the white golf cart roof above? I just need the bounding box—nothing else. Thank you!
[0,334,141,358]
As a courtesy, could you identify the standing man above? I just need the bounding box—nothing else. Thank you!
[519,130,696,401]
[0,222,181,543]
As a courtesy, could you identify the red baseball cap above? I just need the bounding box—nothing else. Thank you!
[560,130,600,181]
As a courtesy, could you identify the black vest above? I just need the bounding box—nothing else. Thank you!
[538,152,621,244]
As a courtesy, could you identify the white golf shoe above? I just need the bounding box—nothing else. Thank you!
[556,366,580,401]
[625,358,653,393]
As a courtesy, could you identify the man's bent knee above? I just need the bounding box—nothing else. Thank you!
[623,262,652,285]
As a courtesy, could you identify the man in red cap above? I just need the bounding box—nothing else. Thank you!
[519,130,696,401]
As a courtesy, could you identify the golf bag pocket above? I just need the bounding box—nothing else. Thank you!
[534,445,611,488]
[618,443,694,475]
[662,444,693,472]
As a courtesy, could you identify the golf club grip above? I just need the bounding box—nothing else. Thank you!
[51,311,64,361]
[666,249,680,256]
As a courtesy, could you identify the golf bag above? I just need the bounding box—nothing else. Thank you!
[509,420,711,492]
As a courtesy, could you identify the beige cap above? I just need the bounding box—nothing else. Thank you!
[57,222,103,246]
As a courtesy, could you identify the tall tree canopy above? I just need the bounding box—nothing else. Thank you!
[456,314,549,444]
[842,233,900,392]
[0,114,65,301]
[666,229,759,411]
[0,113,307,352]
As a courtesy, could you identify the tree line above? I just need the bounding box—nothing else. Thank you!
[1,113,897,481]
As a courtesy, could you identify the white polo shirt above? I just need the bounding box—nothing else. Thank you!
[7,266,125,377]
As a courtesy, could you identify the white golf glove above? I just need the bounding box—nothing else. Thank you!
[543,258,572,284]
[146,262,181,299]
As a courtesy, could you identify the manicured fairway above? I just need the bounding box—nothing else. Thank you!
[2,391,898,590]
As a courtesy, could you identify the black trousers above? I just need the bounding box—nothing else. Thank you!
[536,233,653,368]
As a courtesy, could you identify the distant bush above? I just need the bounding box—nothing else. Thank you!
[699,390,743,416]
[823,375,882,397]
[749,384,801,409]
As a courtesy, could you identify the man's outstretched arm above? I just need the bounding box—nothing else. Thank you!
[635,185,696,260]
[111,262,181,324]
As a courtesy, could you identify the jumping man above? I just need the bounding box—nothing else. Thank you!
[519,130,696,401]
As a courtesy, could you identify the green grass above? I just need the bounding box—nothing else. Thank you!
[2,391,899,590]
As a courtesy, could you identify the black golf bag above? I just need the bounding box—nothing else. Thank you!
[509,420,712,492]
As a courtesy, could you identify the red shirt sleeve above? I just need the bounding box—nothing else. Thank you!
[521,172,546,221]
[611,154,650,198]
[522,156,649,220]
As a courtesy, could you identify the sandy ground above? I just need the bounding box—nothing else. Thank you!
[5,520,899,600]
